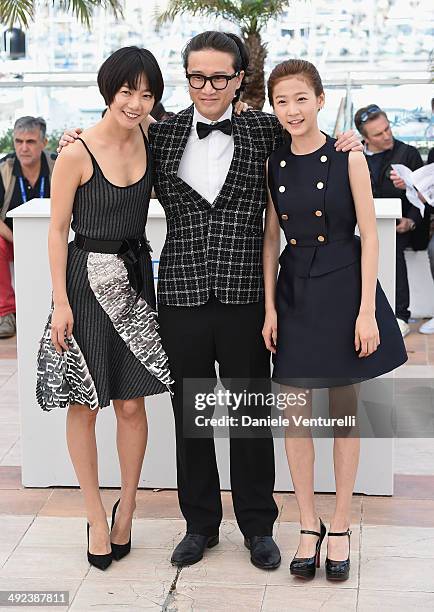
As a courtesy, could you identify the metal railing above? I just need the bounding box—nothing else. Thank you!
[0,70,432,150]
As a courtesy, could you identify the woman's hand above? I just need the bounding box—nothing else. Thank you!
[354,312,380,358]
[335,130,363,152]
[234,100,251,115]
[57,128,82,153]
[262,309,278,353]
[51,304,74,354]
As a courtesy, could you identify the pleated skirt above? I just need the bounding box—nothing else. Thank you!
[272,260,408,388]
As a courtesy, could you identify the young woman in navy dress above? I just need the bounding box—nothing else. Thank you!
[263,60,407,581]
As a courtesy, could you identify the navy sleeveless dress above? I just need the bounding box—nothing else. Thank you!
[267,134,407,388]
[36,128,172,410]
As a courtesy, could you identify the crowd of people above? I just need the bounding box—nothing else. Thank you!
[0,31,431,585]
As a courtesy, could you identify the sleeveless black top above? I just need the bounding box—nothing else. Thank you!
[71,125,152,241]
[268,134,361,279]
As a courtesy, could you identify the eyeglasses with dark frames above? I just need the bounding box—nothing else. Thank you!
[186,72,240,90]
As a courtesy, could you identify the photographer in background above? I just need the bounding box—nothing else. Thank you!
[354,104,427,338]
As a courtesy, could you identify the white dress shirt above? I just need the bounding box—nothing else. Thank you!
[177,105,234,204]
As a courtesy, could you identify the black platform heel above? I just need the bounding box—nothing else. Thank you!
[325,528,352,581]
[110,499,132,561]
[87,523,112,571]
[290,518,326,579]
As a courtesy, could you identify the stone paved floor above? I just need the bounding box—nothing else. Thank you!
[0,326,434,610]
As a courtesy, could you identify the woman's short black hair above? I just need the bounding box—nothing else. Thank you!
[97,46,164,106]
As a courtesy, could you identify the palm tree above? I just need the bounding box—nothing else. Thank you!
[0,0,123,29]
[157,0,290,109]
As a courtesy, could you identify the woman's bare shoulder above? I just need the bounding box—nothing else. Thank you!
[57,137,88,163]
[348,150,367,168]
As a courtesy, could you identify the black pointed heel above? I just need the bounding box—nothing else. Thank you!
[110,499,132,561]
[87,523,112,570]
[325,528,352,581]
[290,518,326,579]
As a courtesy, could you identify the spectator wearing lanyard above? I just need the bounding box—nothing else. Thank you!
[0,116,56,338]
[354,104,425,338]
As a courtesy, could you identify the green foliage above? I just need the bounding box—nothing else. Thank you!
[0,0,34,26]
[0,128,14,154]
[0,0,123,29]
[46,130,64,153]
[0,128,64,154]
[157,0,289,34]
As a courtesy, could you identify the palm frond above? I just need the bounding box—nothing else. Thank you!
[56,0,123,29]
[0,0,123,29]
[157,0,290,34]
[0,0,35,28]
[249,0,289,30]
[157,0,243,28]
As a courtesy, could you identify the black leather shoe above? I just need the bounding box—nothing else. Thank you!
[110,499,132,561]
[87,523,112,571]
[171,533,219,566]
[325,528,352,581]
[290,518,326,579]
[244,536,281,570]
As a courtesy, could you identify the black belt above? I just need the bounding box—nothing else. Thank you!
[74,233,151,301]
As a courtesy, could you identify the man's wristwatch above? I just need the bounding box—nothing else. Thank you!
[409,221,416,231]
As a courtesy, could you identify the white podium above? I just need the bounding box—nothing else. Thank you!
[8,198,402,494]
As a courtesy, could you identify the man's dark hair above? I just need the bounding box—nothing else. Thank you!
[97,46,164,107]
[354,105,389,136]
[182,31,250,101]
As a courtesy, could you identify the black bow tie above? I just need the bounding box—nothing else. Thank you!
[196,119,232,140]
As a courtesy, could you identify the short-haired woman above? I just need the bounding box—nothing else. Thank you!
[263,59,407,581]
[36,47,173,570]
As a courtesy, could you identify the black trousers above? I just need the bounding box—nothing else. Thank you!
[158,293,278,537]
[396,232,412,323]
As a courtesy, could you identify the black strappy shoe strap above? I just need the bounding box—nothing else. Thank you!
[300,518,326,538]
[300,529,321,536]
[328,529,352,537]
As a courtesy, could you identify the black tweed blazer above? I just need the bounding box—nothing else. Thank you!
[149,105,284,306]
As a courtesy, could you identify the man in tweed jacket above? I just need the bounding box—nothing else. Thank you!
[150,32,361,569]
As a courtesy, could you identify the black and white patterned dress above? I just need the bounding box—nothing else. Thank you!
[36,128,172,410]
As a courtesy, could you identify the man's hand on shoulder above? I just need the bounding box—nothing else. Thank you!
[234,100,251,115]
[335,129,363,152]
[57,128,82,153]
